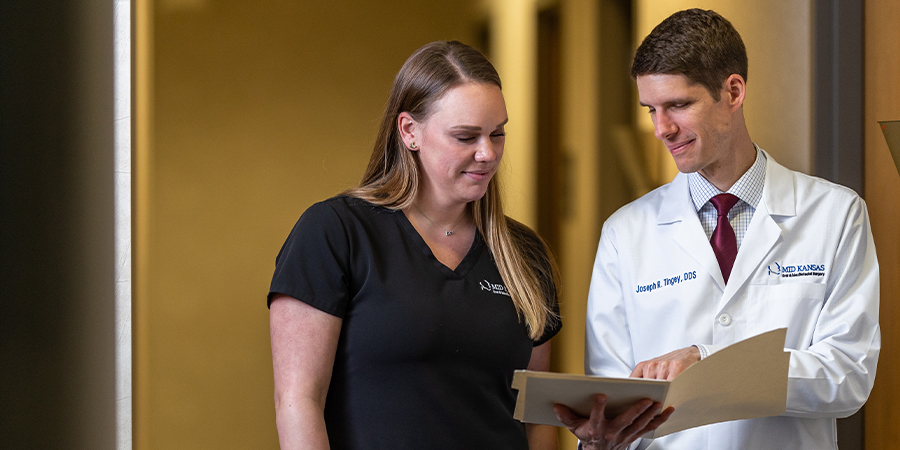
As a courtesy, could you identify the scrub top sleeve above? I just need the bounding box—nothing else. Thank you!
[534,299,562,346]
[268,200,353,318]
[533,232,562,347]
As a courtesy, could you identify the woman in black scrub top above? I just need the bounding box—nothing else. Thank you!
[268,40,561,450]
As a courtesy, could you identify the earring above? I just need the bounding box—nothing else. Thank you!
[409,142,418,150]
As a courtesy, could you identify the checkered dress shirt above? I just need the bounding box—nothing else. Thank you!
[688,146,767,250]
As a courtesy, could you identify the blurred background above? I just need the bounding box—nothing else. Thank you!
[2,0,898,449]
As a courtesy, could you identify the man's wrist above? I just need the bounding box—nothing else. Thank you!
[693,344,709,360]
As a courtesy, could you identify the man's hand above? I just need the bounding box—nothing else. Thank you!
[554,395,674,450]
[630,346,701,380]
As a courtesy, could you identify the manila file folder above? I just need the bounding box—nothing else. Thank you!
[512,328,789,438]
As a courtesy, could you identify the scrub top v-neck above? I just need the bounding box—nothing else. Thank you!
[268,195,561,450]
[394,206,480,278]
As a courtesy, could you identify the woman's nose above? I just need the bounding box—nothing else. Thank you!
[475,141,498,162]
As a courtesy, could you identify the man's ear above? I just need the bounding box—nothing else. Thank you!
[397,112,419,151]
[722,74,746,111]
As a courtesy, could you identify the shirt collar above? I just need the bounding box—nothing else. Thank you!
[688,145,767,212]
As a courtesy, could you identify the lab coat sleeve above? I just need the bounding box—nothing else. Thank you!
[585,220,646,450]
[586,220,636,378]
[782,196,880,418]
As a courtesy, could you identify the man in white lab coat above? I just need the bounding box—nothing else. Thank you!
[554,8,880,450]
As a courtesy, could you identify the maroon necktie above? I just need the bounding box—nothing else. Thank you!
[709,193,739,283]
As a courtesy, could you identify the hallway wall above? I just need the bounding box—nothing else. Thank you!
[863,0,900,447]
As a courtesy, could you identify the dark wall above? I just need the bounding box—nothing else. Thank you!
[812,3,866,448]
[0,1,117,448]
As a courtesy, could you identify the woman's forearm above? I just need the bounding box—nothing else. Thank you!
[527,423,559,450]
[275,393,330,450]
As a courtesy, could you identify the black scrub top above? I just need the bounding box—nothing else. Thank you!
[269,196,561,449]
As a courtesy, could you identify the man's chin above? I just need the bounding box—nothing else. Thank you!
[672,159,698,175]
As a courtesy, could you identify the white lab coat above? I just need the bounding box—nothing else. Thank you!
[586,151,880,450]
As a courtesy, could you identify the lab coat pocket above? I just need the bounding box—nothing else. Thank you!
[747,283,826,349]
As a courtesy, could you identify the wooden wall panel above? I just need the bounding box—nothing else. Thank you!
[864,0,900,447]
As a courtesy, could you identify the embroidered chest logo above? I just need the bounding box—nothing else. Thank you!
[635,270,698,294]
[480,279,510,296]
[767,261,826,278]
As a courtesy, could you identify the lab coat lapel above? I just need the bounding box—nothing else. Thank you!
[658,173,725,290]
[721,151,796,304]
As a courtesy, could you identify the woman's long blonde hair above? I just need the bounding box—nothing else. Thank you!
[344,40,558,340]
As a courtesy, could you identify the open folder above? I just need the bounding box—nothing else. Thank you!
[512,328,789,439]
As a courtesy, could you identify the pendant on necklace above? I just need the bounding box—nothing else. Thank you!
[445,231,453,236]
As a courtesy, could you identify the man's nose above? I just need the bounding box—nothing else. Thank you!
[654,113,677,140]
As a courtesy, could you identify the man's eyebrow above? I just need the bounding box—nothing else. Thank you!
[639,98,694,108]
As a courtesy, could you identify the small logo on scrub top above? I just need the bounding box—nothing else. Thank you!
[480,279,510,296]
[767,261,826,278]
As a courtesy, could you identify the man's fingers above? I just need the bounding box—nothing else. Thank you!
[606,397,653,432]
[629,404,674,441]
[642,362,686,380]
[554,395,612,443]
[634,361,671,380]
[647,406,675,430]
[630,363,643,378]
[632,347,702,380]
[664,364,682,381]
[587,393,609,423]
[618,401,660,438]
[553,403,583,428]
[646,362,662,379]
[556,397,665,448]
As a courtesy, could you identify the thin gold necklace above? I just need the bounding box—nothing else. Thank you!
[413,204,465,236]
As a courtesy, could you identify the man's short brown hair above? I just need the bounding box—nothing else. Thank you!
[631,8,748,101]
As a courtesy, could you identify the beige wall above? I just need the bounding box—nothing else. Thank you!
[490,0,540,226]
[634,0,813,175]
[555,0,602,446]
[864,0,900,447]
[135,1,482,448]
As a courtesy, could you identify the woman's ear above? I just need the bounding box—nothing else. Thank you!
[397,112,419,151]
